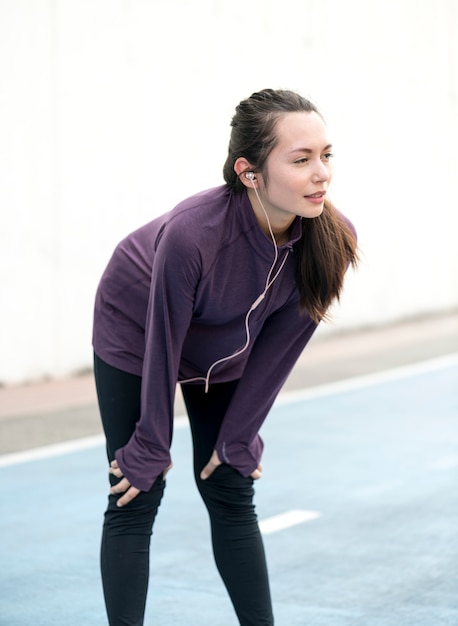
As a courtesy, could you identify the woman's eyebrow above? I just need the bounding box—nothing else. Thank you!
[289,144,333,155]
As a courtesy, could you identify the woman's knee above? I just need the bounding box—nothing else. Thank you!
[104,475,166,535]
[196,464,257,524]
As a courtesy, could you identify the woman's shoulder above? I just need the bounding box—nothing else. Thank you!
[117,186,231,245]
[115,185,244,262]
[170,185,233,223]
[160,185,239,246]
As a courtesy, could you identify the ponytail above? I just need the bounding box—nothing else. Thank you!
[223,89,359,321]
[295,200,358,323]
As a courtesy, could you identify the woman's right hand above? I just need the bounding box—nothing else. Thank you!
[109,460,173,507]
[200,450,262,480]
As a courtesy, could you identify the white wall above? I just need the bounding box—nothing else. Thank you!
[1,0,457,384]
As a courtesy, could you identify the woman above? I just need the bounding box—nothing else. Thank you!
[93,88,358,625]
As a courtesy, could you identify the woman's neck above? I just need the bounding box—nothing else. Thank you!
[247,188,294,247]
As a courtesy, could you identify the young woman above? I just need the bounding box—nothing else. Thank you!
[93,88,358,625]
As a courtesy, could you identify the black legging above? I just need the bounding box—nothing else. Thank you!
[94,354,273,626]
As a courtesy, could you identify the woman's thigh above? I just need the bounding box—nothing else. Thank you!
[94,353,142,464]
[181,380,256,515]
[94,353,165,520]
[181,380,239,474]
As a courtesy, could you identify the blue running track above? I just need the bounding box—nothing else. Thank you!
[1,355,457,625]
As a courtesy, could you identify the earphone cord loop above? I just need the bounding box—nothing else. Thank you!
[179,183,289,392]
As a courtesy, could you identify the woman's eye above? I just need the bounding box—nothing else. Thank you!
[295,153,334,164]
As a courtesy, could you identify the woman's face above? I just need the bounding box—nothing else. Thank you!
[257,111,333,230]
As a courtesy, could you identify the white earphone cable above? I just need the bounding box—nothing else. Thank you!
[179,180,290,392]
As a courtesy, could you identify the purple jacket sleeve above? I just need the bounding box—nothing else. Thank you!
[115,225,200,491]
[214,301,318,477]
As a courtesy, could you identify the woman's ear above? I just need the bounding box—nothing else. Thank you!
[234,157,257,188]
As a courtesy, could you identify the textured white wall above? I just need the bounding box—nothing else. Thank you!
[1,0,457,383]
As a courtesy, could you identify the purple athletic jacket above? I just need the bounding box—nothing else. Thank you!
[93,185,328,491]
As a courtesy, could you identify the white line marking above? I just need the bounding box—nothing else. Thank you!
[274,352,458,407]
[259,509,321,535]
[1,353,456,468]
[0,416,189,468]
[0,434,105,468]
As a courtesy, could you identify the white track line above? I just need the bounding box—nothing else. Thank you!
[0,416,189,468]
[275,352,458,407]
[1,354,456,469]
[0,434,105,468]
[259,510,321,535]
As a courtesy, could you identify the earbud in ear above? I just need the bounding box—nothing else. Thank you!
[246,172,256,181]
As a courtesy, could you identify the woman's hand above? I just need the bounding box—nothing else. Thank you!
[109,460,173,507]
[109,460,140,507]
[200,450,262,480]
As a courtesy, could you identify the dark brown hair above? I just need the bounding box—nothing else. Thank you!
[223,88,358,323]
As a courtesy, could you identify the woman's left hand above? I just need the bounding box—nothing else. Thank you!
[109,459,173,507]
[109,460,141,508]
[200,450,262,480]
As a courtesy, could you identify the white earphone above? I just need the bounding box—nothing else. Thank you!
[179,167,290,392]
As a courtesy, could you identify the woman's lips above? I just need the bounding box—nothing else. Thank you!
[305,191,326,204]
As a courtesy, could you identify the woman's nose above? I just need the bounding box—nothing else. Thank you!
[312,159,331,182]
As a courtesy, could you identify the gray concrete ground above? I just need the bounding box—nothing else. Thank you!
[0,311,457,455]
